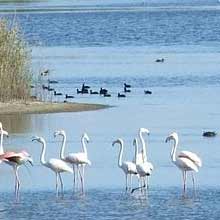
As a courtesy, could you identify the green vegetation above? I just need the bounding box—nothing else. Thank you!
[0,19,32,102]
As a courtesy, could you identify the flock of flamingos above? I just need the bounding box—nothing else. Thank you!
[0,122,202,199]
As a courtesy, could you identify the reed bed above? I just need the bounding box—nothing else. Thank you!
[0,19,32,102]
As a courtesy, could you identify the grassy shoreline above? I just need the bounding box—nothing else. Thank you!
[0,101,108,115]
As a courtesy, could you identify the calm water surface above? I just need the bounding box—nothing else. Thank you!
[0,1,220,219]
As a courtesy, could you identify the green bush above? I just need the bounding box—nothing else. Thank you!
[0,19,32,102]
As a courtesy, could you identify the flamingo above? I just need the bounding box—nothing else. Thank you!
[32,136,73,196]
[0,150,33,198]
[131,138,153,193]
[54,131,91,193]
[165,132,202,194]
[112,138,137,191]
[133,128,149,165]
[0,122,33,198]
[132,128,154,189]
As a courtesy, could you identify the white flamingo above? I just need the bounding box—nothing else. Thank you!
[54,131,91,193]
[133,128,150,165]
[112,138,137,191]
[32,136,73,196]
[165,132,202,194]
[132,138,153,193]
[132,128,153,190]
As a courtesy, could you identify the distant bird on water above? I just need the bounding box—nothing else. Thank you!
[203,131,217,137]
[144,90,152,95]
[118,93,126,98]
[165,132,202,194]
[155,58,164,63]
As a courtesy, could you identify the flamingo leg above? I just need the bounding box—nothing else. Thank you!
[78,167,84,194]
[14,167,20,199]
[182,171,187,195]
[146,176,149,190]
[82,165,85,191]
[73,165,76,191]
[58,173,64,197]
[191,173,196,192]
[125,174,128,191]
[56,172,59,197]
[129,174,132,191]
[76,165,79,190]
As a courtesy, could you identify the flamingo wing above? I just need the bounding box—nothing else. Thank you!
[47,158,73,173]
[65,153,90,165]
[179,150,202,167]
[176,156,199,172]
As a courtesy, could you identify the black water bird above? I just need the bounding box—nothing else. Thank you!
[124,83,131,88]
[42,85,49,90]
[203,131,217,137]
[155,58,164,63]
[54,91,63,96]
[124,87,131,93]
[65,94,74,99]
[144,90,152,95]
[82,83,90,90]
[100,88,108,95]
[41,69,49,76]
[90,90,99,95]
[118,93,126,98]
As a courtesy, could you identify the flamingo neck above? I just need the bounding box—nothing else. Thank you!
[134,141,138,165]
[40,140,47,165]
[0,128,3,154]
[118,140,123,168]
[139,131,147,162]
[81,136,88,156]
[171,138,178,162]
[60,134,66,160]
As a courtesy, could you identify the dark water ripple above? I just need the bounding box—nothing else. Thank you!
[1,9,220,47]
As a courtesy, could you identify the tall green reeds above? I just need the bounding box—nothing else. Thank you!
[0,19,32,102]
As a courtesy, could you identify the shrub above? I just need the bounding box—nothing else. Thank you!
[0,19,32,102]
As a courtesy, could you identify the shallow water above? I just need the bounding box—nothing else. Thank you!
[0,1,220,219]
[0,188,220,220]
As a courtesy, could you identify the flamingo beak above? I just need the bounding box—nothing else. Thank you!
[28,157,34,166]
[165,137,170,143]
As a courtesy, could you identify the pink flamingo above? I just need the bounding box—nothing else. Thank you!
[0,122,33,198]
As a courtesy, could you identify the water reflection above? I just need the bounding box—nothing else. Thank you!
[0,114,48,134]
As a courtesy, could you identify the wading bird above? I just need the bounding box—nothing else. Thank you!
[32,136,72,197]
[112,138,137,191]
[0,151,33,198]
[131,138,153,193]
[165,132,202,194]
[54,131,91,193]
[0,122,33,198]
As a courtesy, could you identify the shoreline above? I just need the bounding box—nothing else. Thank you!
[0,101,109,115]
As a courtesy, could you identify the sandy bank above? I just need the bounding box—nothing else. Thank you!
[0,101,108,115]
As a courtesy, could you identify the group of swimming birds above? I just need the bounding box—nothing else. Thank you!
[0,122,202,199]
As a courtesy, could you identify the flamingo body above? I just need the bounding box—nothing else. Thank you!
[45,158,73,173]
